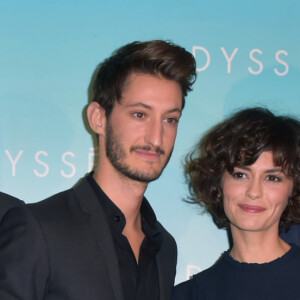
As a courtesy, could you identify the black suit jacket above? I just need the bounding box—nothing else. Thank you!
[0,177,177,299]
[0,192,49,299]
[0,192,23,220]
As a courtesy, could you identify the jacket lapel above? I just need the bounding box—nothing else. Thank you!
[156,251,167,300]
[73,177,124,300]
[156,224,177,300]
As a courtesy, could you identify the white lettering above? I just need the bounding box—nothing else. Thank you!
[193,46,211,72]
[34,151,49,177]
[248,48,263,75]
[221,47,239,73]
[5,150,23,176]
[274,50,289,76]
[61,152,76,178]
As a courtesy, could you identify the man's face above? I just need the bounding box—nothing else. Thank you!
[104,73,182,183]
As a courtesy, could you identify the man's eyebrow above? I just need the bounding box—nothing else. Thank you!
[168,108,182,114]
[125,103,151,109]
[125,102,182,114]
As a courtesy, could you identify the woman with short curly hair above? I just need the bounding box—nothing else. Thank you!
[173,107,300,300]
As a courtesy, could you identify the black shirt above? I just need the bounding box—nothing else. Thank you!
[87,173,162,300]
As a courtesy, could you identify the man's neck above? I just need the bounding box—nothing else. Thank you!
[93,166,147,224]
[93,167,148,262]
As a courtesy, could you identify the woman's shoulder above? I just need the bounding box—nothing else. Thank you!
[283,243,300,267]
[191,253,228,284]
[172,275,205,300]
[172,253,227,299]
[172,277,195,299]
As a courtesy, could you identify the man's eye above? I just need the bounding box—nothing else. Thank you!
[165,117,179,124]
[133,112,145,118]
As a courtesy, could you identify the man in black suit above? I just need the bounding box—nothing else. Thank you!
[0,40,196,299]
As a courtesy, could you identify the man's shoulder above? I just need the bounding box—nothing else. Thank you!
[156,220,176,243]
[0,193,41,242]
[28,175,91,211]
[27,188,75,224]
[155,220,177,263]
[29,187,74,209]
[0,192,24,221]
[26,175,97,230]
[0,191,23,206]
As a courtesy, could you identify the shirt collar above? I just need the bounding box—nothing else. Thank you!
[87,172,160,237]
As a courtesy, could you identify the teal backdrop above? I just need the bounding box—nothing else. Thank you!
[1,0,299,284]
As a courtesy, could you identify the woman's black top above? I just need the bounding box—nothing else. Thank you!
[173,244,300,300]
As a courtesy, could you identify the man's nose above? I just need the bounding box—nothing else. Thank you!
[144,119,163,147]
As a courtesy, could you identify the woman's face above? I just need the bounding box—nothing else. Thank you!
[222,151,293,234]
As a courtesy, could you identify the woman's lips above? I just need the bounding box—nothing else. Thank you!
[239,204,266,213]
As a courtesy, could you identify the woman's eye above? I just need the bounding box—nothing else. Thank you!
[267,175,282,182]
[232,172,245,179]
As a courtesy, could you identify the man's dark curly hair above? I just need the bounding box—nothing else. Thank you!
[185,107,300,229]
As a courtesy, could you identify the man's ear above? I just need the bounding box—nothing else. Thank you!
[87,102,106,135]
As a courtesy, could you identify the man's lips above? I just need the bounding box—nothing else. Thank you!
[134,149,161,160]
[130,146,165,160]
[238,204,266,213]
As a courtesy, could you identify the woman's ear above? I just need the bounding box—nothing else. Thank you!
[87,102,106,135]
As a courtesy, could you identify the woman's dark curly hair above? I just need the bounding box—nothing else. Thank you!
[185,107,300,229]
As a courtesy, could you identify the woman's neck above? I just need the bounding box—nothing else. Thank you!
[230,227,291,263]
